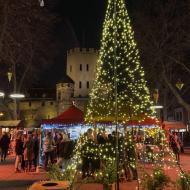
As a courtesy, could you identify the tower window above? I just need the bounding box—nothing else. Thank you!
[79,81,82,88]
[41,101,45,107]
[70,65,72,72]
[86,64,89,71]
[80,64,82,71]
[58,92,61,100]
[87,81,89,88]
[28,101,31,107]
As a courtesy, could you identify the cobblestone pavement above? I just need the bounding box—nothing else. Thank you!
[0,152,189,190]
[0,156,45,190]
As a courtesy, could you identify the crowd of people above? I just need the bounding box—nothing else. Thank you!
[0,132,10,162]
[42,131,75,171]
[80,128,138,181]
[0,131,39,172]
[0,130,75,173]
[0,128,186,176]
[14,132,39,172]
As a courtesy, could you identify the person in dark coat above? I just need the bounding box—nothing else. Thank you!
[0,132,10,162]
[170,135,180,164]
[23,135,34,172]
[57,134,74,169]
[14,134,24,172]
[32,133,39,170]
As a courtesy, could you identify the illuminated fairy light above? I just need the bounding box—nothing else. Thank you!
[85,0,154,123]
[51,0,185,187]
[60,128,138,185]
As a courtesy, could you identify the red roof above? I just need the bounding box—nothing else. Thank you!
[162,121,186,130]
[43,105,84,124]
[127,117,160,126]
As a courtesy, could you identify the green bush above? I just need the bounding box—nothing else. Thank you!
[176,171,190,190]
[95,160,117,188]
[142,168,170,190]
[46,164,76,183]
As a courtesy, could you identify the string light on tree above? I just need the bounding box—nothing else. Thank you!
[85,0,154,123]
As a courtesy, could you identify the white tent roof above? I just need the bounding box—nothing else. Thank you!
[0,120,21,128]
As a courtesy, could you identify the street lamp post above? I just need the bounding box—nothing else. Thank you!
[9,93,25,120]
[0,91,25,120]
[6,58,25,119]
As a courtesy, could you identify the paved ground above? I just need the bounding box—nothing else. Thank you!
[0,157,45,190]
[0,152,190,190]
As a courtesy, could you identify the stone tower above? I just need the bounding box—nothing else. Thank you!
[56,76,74,114]
[67,48,98,98]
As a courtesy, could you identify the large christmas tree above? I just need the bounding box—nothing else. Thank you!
[85,0,153,122]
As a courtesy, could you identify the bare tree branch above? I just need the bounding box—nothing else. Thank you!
[162,72,190,111]
[167,55,190,75]
[132,0,190,116]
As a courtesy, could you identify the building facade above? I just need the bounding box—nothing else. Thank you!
[67,48,98,97]
[1,48,98,128]
[57,48,98,113]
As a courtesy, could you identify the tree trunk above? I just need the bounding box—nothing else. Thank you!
[162,73,190,112]
[162,88,168,120]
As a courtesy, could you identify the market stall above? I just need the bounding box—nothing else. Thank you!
[162,121,187,145]
[40,105,90,165]
[126,117,163,163]
[0,120,22,137]
[41,105,87,139]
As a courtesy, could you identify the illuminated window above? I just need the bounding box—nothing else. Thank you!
[80,64,82,71]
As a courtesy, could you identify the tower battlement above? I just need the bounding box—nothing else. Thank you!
[67,47,98,55]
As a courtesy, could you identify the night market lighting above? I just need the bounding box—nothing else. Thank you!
[0,92,5,97]
[9,93,25,99]
[151,105,163,109]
